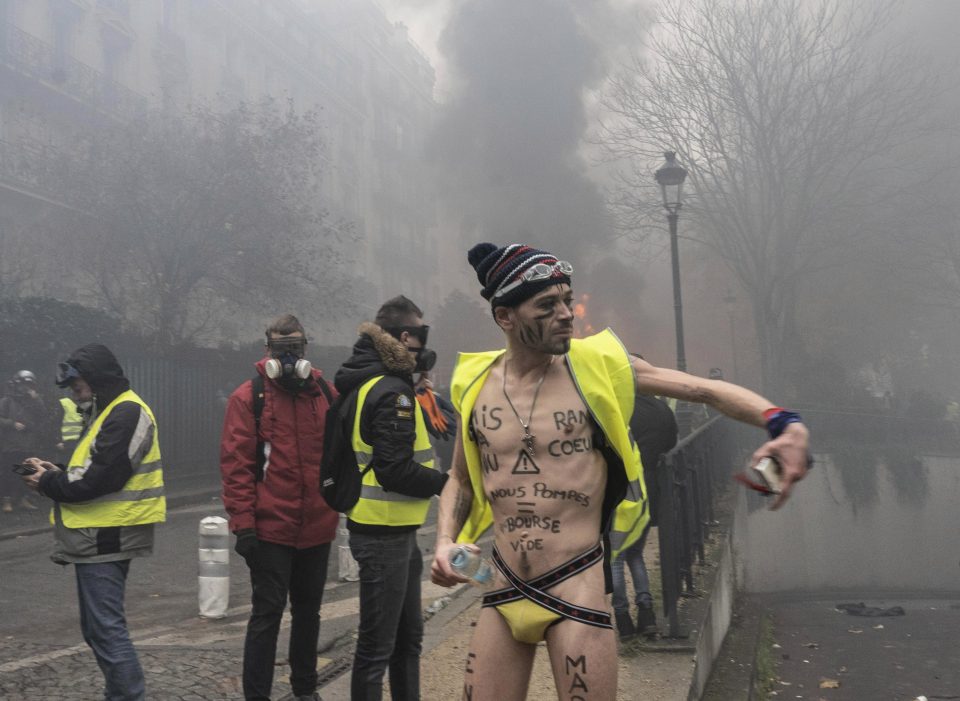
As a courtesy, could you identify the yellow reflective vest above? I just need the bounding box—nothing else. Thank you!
[59,397,83,442]
[450,329,648,560]
[347,376,436,527]
[58,390,166,528]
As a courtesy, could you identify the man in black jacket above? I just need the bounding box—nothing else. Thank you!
[21,344,165,701]
[334,295,448,701]
[612,392,678,639]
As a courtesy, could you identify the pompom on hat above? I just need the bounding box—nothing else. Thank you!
[467,243,572,308]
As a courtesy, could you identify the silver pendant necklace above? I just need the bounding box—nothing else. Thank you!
[502,356,553,455]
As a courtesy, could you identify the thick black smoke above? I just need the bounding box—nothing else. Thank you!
[429,0,644,261]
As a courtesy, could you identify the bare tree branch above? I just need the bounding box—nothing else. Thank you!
[597,0,933,392]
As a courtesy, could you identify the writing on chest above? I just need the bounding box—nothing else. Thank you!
[470,402,598,476]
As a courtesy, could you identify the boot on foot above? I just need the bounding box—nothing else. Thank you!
[615,610,636,640]
[637,604,659,639]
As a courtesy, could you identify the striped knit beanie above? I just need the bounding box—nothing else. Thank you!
[467,242,571,308]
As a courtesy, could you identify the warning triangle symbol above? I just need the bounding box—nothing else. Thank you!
[511,450,541,475]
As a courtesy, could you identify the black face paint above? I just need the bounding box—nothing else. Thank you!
[518,319,544,347]
[516,285,575,353]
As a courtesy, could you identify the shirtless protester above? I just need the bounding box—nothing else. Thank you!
[430,242,811,701]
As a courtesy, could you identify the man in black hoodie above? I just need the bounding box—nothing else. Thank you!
[334,295,448,701]
[21,344,165,701]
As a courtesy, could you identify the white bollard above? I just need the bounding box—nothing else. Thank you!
[198,516,230,619]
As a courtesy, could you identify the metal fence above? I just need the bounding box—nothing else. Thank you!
[124,357,228,487]
[655,414,744,638]
[122,344,353,488]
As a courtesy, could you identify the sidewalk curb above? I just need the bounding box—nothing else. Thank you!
[687,521,738,700]
[746,609,772,701]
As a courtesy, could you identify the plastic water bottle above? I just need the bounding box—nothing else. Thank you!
[449,545,494,589]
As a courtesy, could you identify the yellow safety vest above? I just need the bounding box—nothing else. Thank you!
[348,376,437,527]
[58,390,166,528]
[451,329,648,560]
[59,397,83,442]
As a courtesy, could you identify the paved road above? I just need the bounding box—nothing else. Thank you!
[0,498,463,700]
[765,595,960,701]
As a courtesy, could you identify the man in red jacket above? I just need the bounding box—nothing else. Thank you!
[220,314,338,701]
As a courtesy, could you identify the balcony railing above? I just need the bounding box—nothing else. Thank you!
[0,22,148,121]
[97,0,131,19]
[0,137,60,195]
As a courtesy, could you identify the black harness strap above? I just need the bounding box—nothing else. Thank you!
[481,542,612,630]
[252,374,266,482]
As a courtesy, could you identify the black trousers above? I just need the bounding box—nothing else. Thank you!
[349,530,424,701]
[242,540,331,700]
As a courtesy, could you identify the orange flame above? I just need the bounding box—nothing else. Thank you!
[573,293,594,338]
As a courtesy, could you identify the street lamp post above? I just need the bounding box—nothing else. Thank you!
[655,151,689,373]
[655,151,690,433]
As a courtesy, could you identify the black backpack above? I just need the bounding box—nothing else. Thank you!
[318,387,373,512]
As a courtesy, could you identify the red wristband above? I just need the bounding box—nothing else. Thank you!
[762,406,785,421]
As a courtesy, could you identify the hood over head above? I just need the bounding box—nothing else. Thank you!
[62,344,130,408]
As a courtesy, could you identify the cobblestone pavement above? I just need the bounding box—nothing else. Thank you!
[1,491,700,700]
[0,647,246,701]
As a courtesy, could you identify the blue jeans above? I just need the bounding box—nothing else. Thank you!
[74,560,145,701]
[611,527,652,614]
[243,541,331,700]
[349,530,423,701]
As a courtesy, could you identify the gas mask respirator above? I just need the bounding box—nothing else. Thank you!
[414,348,436,373]
[265,337,311,381]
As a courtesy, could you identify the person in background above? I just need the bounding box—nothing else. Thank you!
[0,370,53,512]
[334,295,448,700]
[611,384,678,640]
[56,394,83,459]
[220,313,338,701]
[21,344,166,701]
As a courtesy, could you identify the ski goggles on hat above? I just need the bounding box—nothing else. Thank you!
[493,260,573,299]
[55,362,82,388]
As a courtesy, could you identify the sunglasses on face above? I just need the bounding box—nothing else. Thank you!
[494,260,574,299]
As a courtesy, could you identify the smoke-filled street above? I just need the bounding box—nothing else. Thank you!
[2,0,960,699]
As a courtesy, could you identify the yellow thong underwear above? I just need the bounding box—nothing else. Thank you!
[481,541,612,645]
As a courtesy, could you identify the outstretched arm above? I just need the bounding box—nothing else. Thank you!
[631,356,810,509]
[430,431,476,586]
